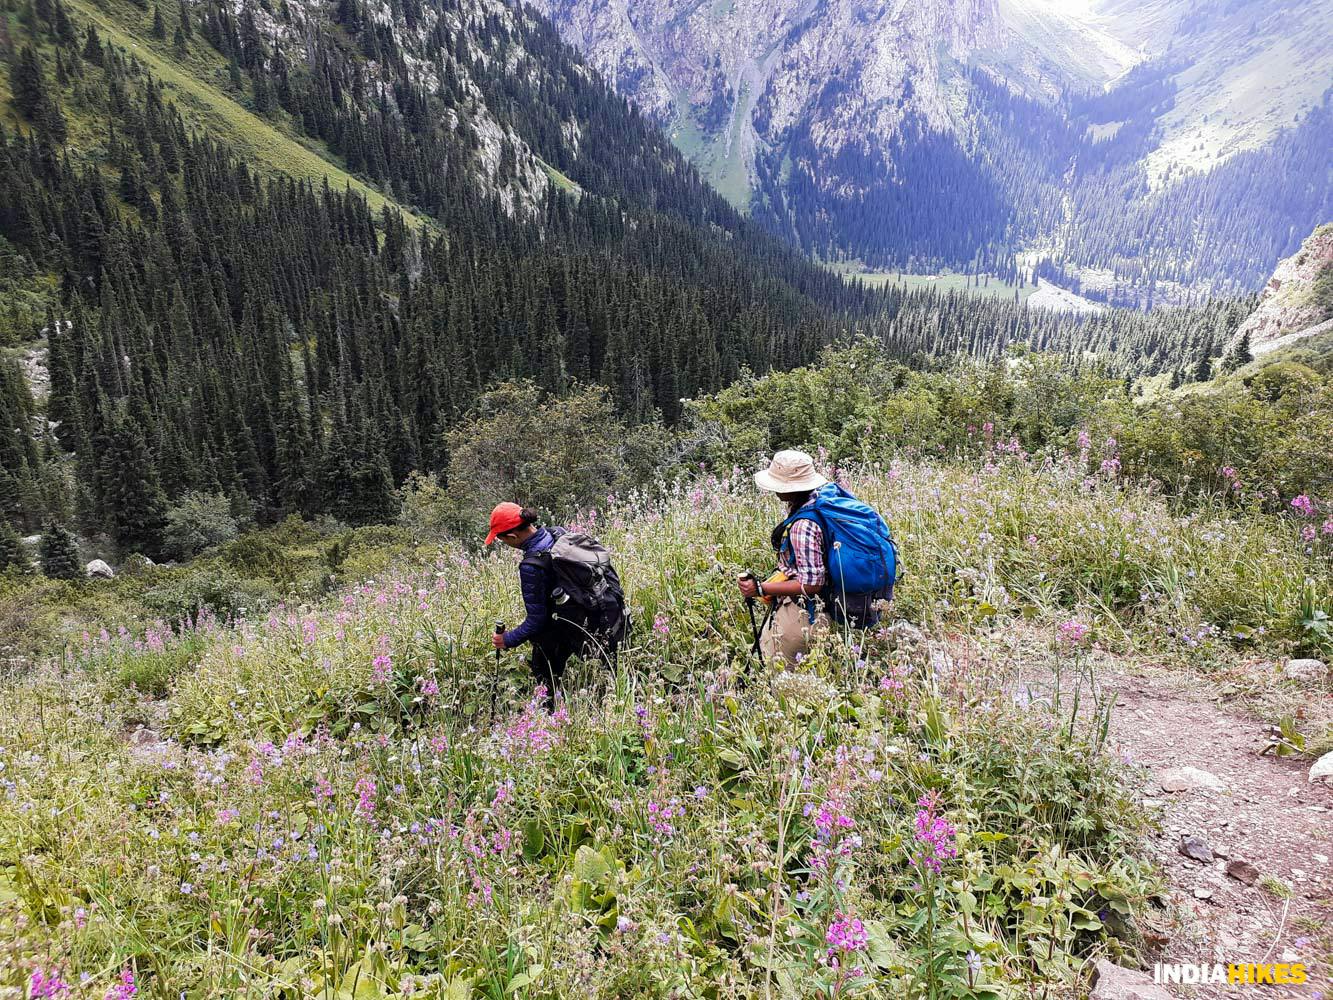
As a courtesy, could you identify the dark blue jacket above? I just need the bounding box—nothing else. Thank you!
[503,527,556,648]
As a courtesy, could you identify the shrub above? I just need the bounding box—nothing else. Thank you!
[142,565,274,622]
[396,470,455,543]
[163,490,240,559]
[444,380,640,530]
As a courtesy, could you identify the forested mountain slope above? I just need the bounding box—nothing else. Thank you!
[0,0,1297,567]
[0,0,881,546]
[534,0,1332,299]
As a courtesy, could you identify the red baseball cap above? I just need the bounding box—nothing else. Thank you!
[485,502,525,545]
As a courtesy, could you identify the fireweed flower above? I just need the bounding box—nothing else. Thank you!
[371,634,393,682]
[104,967,137,999]
[498,689,569,761]
[653,614,670,637]
[913,792,957,875]
[1291,494,1316,517]
[354,776,377,821]
[1057,619,1089,647]
[30,968,71,997]
[825,912,869,965]
[313,774,334,806]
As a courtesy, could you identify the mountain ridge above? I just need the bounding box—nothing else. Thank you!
[534,0,1333,299]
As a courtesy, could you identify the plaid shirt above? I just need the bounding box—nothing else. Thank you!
[778,500,827,588]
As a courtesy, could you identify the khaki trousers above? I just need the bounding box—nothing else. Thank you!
[760,599,829,665]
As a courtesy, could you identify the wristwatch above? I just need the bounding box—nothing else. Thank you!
[756,580,766,597]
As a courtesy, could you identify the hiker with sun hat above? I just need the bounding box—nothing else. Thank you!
[738,450,898,665]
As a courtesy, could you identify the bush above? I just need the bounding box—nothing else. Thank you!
[444,381,644,532]
[142,566,275,622]
[396,470,455,543]
[163,490,239,558]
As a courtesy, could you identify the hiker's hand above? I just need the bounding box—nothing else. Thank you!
[491,633,506,650]
[737,576,759,599]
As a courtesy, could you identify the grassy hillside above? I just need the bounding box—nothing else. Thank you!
[6,451,1331,997]
[60,0,427,223]
[3,341,1331,995]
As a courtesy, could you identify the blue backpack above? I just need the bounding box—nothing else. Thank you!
[780,484,899,601]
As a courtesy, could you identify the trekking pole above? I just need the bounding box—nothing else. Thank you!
[492,621,504,719]
[737,572,765,669]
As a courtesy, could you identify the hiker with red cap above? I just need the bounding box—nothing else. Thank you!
[487,503,629,706]
[737,450,898,665]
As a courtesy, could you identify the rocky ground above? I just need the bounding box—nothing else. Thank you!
[962,626,1332,998]
[1098,661,1332,997]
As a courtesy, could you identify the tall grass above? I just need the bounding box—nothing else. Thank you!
[1,454,1327,998]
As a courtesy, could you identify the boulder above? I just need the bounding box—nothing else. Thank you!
[1159,766,1226,793]
[1283,658,1327,683]
[1090,959,1173,1000]
[1225,859,1260,885]
[1311,751,1333,786]
[1178,835,1213,864]
[85,559,115,579]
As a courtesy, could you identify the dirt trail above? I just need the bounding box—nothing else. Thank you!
[1100,665,1332,995]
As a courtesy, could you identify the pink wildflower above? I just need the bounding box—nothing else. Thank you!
[1057,619,1089,647]
[29,968,70,997]
[313,774,334,806]
[825,912,869,963]
[1291,494,1316,517]
[653,614,669,637]
[913,792,957,875]
[104,967,137,1000]
[354,776,377,821]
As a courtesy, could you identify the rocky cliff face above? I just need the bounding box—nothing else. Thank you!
[529,0,1129,207]
[533,0,1330,293]
[1238,224,1333,353]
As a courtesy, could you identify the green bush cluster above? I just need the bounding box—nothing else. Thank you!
[685,341,1333,510]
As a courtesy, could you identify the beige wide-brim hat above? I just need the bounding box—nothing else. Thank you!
[754,449,829,493]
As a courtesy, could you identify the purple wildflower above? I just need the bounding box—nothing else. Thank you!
[104,967,137,1000]
[913,792,957,875]
[825,912,869,963]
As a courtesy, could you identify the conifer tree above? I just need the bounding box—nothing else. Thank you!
[82,25,104,66]
[0,520,26,575]
[9,45,47,120]
[39,521,82,580]
[52,0,75,44]
[151,5,166,40]
[98,419,168,556]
